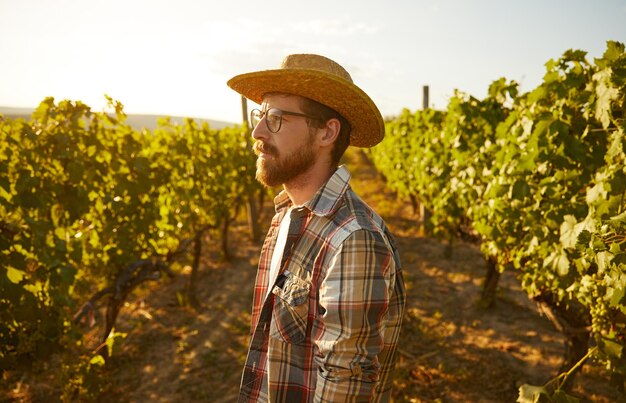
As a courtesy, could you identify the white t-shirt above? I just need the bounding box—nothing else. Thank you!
[267,207,293,299]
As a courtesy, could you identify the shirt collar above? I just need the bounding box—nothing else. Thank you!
[273,165,351,217]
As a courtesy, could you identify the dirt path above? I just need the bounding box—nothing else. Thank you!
[5,148,617,402]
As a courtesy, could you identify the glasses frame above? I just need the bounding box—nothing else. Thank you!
[250,107,321,133]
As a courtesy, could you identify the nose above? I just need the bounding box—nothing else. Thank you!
[251,116,270,141]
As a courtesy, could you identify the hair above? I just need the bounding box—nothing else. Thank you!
[298,97,351,167]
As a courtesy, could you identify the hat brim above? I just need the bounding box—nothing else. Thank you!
[227,69,384,148]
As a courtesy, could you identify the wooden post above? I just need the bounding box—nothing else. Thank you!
[422,85,430,110]
[242,96,261,242]
[241,95,249,130]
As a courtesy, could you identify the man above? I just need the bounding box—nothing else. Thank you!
[227,54,406,403]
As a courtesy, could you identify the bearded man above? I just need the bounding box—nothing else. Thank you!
[227,54,406,403]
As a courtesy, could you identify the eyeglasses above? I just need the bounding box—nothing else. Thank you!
[250,107,320,133]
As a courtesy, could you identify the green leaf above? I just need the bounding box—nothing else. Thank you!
[89,355,106,367]
[7,266,26,284]
[87,145,97,157]
[602,338,624,359]
[560,215,578,249]
[609,286,625,307]
[562,49,588,62]
[586,183,607,204]
[32,97,54,122]
[610,210,626,223]
[601,40,625,63]
[511,180,531,200]
[576,230,592,246]
[518,384,549,403]
[596,251,613,273]
[517,154,538,172]
[594,69,620,129]
[562,216,596,249]
[544,250,571,276]
[614,253,626,266]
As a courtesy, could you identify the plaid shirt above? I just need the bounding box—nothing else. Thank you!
[239,165,406,403]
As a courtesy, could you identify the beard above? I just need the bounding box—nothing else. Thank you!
[253,135,317,188]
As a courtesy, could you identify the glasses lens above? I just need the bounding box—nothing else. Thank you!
[250,109,262,128]
[265,109,282,133]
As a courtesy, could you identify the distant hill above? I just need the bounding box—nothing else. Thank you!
[0,106,235,130]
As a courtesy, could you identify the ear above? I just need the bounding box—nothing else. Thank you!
[318,118,341,147]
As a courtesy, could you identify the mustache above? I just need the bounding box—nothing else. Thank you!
[253,141,278,157]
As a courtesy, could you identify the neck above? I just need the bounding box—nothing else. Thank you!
[283,161,335,207]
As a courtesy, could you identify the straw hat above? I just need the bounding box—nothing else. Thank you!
[227,54,384,148]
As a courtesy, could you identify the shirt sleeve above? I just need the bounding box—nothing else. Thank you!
[313,228,393,402]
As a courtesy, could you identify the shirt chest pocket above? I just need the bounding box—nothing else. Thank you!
[269,269,311,345]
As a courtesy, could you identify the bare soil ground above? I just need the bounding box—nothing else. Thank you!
[2,148,620,402]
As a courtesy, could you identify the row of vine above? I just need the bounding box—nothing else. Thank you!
[370,41,626,399]
[0,97,260,398]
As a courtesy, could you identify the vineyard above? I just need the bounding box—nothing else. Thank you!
[1,41,625,402]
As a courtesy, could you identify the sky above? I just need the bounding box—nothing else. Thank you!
[1,0,625,124]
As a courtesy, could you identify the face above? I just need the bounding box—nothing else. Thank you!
[252,94,318,187]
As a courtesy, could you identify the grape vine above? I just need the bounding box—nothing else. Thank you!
[0,97,260,396]
[371,41,626,398]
